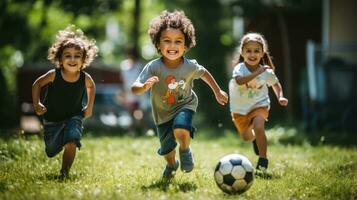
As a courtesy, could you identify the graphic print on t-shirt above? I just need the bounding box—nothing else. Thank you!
[242,78,264,99]
[161,75,187,105]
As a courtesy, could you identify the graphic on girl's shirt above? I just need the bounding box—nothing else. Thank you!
[240,78,264,98]
[161,75,187,105]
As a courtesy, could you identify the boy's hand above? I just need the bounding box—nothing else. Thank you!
[143,76,159,90]
[278,97,288,106]
[215,90,229,106]
[34,103,47,115]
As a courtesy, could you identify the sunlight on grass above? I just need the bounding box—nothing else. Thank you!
[1,129,356,200]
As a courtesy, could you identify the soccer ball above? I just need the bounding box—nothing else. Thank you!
[214,153,254,194]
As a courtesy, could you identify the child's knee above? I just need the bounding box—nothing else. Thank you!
[253,123,265,135]
[240,130,255,142]
[64,142,77,149]
[174,128,190,140]
[252,116,265,131]
[241,135,253,142]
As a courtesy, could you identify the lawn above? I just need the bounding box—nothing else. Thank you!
[0,127,356,200]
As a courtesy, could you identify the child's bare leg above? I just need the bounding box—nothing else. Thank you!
[174,128,191,149]
[252,116,267,158]
[240,126,255,142]
[162,149,179,179]
[163,149,177,166]
[174,128,194,172]
[60,142,77,176]
[252,116,271,176]
[240,127,260,156]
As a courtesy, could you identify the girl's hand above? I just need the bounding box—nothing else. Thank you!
[143,76,159,90]
[278,97,289,106]
[34,103,47,115]
[257,65,270,74]
[215,90,229,106]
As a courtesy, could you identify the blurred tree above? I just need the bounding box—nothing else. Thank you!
[132,0,141,53]
[0,68,17,130]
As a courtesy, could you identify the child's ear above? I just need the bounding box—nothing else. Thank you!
[157,46,162,54]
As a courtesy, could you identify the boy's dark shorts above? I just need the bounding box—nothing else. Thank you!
[43,115,83,158]
[156,109,196,155]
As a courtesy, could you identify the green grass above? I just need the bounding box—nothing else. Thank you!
[0,128,356,200]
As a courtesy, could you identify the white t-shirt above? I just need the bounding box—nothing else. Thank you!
[229,62,278,115]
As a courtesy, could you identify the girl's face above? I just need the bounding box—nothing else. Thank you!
[60,47,84,73]
[241,41,264,67]
[158,28,187,66]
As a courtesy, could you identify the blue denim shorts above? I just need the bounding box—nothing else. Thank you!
[43,115,83,157]
[156,109,196,155]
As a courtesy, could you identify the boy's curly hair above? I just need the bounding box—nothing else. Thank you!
[148,10,196,51]
[47,25,98,69]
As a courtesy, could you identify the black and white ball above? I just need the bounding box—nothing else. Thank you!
[214,153,254,194]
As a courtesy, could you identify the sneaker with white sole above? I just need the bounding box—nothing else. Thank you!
[179,148,194,173]
[162,160,179,179]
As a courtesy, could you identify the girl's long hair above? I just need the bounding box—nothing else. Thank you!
[232,32,275,71]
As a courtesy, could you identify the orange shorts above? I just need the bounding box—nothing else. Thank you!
[231,107,269,135]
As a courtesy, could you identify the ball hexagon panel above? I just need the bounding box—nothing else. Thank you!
[219,162,233,175]
[231,165,246,179]
[232,179,247,191]
[214,171,224,185]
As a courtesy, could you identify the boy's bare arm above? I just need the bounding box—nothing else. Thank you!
[131,76,159,95]
[31,69,55,115]
[200,70,228,106]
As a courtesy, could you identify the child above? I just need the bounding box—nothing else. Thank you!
[131,10,228,179]
[229,32,288,175]
[32,25,98,178]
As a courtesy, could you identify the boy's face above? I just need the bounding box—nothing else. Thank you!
[60,47,84,73]
[158,28,187,63]
[241,41,264,67]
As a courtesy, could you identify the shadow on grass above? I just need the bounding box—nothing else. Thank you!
[41,172,81,182]
[141,179,197,193]
[305,130,357,146]
[0,181,7,192]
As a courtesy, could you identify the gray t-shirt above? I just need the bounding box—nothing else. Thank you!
[229,62,278,115]
[136,57,206,125]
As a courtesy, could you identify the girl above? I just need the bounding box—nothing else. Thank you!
[131,10,228,179]
[32,25,98,178]
[229,32,288,175]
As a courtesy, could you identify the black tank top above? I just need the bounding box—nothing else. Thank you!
[44,68,85,122]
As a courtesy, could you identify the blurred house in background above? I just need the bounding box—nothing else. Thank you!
[230,0,356,132]
[305,0,357,131]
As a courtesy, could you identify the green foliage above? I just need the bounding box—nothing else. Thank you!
[0,129,356,199]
